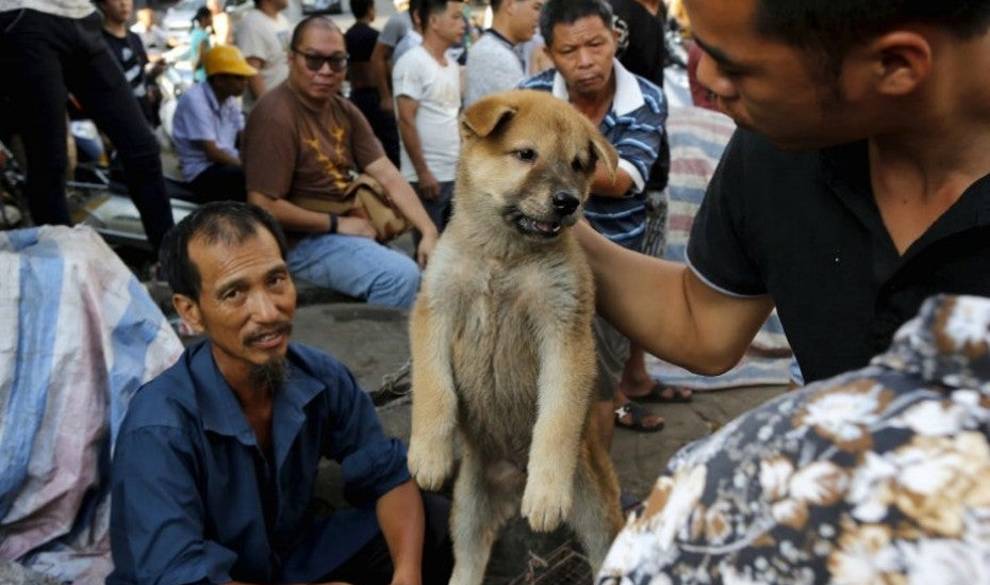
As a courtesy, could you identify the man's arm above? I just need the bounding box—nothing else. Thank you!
[246,57,267,99]
[395,96,439,200]
[196,140,241,167]
[590,162,635,198]
[371,43,395,112]
[375,480,425,585]
[363,156,438,267]
[575,221,773,374]
[247,191,377,238]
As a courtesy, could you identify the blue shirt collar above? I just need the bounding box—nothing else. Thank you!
[188,340,326,455]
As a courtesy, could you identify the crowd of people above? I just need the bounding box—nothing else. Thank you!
[3,0,990,582]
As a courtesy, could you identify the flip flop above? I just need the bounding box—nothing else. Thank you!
[627,382,694,404]
[614,402,665,433]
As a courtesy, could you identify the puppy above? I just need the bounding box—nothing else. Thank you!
[407,90,623,583]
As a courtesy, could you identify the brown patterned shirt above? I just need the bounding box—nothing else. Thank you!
[243,82,385,205]
[599,294,990,585]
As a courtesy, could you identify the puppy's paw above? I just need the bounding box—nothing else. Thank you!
[407,436,453,491]
[521,479,573,533]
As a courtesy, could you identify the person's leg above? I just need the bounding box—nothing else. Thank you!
[593,316,663,442]
[287,234,421,309]
[188,163,247,203]
[65,13,174,251]
[0,10,74,226]
[411,181,455,248]
[618,344,693,402]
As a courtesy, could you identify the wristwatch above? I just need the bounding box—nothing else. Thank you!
[327,212,339,234]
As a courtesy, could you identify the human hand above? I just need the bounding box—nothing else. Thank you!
[389,564,421,585]
[416,171,440,201]
[415,230,437,268]
[337,216,377,239]
[380,96,394,113]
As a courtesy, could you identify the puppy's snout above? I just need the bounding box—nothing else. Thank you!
[552,192,581,216]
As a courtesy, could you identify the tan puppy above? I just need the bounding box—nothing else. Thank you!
[407,90,623,582]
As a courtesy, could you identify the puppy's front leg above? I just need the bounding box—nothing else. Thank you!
[408,292,458,491]
[521,330,596,532]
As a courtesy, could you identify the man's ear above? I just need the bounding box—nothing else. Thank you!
[172,294,206,334]
[460,93,518,139]
[589,132,618,182]
[849,31,932,98]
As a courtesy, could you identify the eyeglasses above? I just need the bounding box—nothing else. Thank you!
[292,49,349,73]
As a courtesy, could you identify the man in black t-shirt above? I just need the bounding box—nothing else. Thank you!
[98,0,164,126]
[610,0,667,88]
[346,0,401,165]
[576,0,990,386]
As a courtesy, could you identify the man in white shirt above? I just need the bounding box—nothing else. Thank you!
[393,0,464,235]
[236,0,291,105]
[464,0,542,106]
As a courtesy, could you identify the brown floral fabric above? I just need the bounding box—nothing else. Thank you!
[598,295,990,585]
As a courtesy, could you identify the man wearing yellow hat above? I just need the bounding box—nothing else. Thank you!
[172,45,257,203]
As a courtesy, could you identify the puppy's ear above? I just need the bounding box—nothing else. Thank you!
[461,94,518,140]
[589,132,619,182]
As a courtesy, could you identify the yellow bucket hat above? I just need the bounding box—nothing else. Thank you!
[203,45,258,77]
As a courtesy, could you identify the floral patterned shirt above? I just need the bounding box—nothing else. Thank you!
[598,294,990,585]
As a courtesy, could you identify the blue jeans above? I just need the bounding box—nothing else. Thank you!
[287,234,420,309]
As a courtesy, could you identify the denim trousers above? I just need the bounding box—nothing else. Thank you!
[287,234,420,309]
[0,9,173,250]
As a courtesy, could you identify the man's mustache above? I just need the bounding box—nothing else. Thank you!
[244,322,293,345]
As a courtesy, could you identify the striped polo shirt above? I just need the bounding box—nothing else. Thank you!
[520,59,667,249]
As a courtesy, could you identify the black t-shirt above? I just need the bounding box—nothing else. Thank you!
[344,21,379,63]
[102,30,155,123]
[611,0,667,88]
[688,128,990,383]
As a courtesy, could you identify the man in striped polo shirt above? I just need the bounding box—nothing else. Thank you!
[520,0,669,443]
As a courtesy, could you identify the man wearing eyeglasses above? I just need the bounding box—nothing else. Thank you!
[243,16,439,310]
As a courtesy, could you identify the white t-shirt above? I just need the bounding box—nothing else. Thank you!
[0,0,93,18]
[235,8,291,103]
[464,31,525,107]
[392,45,461,184]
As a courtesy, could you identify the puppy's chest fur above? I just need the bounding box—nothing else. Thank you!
[425,242,592,460]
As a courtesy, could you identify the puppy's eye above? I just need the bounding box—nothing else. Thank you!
[514,148,537,163]
[571,158,585,172]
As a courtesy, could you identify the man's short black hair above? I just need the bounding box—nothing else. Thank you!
[290,14,342,51]
[159,202,289,300]
[418,0,454,34]
[351,0,373,20]
[756,0,990,75]
[539,0,612,48]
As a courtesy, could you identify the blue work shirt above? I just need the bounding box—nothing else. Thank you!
[108,340,410,584]
[172,81,245,182]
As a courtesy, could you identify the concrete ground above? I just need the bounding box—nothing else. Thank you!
[292,302,787,582]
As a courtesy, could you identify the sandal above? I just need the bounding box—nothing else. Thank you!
[614,402,665,433]
[626,382,693,404]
